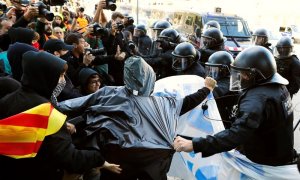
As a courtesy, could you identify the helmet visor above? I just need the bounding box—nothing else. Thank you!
[172,57,192,72]
[274,46,293,59]
[230,67,254,91]
[205,65,221,79]
[153,29,162,40]
[201,36,216,49]
[251,36,267,46]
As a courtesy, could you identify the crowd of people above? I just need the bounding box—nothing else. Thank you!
[0,0,300,179]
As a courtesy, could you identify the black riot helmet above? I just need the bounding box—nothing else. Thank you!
[251,28,269,46]
[230,46,288,91]
[205,51,233,80]
[204,20,221,30]
[152,20,172,40]
[133,24,147,37]
[158,28,181,44]
[171,42,199,72]
[201,28,225,49]
[274,36,294,59]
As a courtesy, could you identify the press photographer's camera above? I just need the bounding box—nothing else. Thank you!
[91,23,108,36]
[42,0,67,6]
[127,17,134,25]
[0,1,7,12]
[32,1,54,21]
[128,40,136,50]
[116,22,124,31]
[85,48,106,56]
[104,0,116,11]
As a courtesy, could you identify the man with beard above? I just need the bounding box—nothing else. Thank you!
[36,18,57,48]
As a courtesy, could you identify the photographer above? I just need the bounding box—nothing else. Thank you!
[82,23,116,86]
[101,11,130,85]
[64,32,96,87]
[0,1,39,51]
[71,6,89,34]
[123,13,135,35]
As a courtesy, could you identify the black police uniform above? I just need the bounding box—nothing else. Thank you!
[134,35,152,56]
[193,84,295,166]
[276,55,300,98]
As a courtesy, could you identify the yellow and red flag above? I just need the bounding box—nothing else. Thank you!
[0,103,66,159]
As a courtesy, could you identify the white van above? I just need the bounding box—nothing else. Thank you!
[170,11,252,57]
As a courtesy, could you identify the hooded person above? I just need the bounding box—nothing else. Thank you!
[58,56,216,180]
[0,51,121,180]
[7,42,38,81]
[78,68,102,95]
[0,77,21,98]
[8,27,35,45]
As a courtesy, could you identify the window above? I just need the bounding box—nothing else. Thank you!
[186,16,194,26]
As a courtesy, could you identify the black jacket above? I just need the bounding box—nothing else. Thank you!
[102,31,130,85]
[276,55,300,98]
[192,84,295,166]
[134,35,152,56]
[58,57,210,180]
[0,51,104,180]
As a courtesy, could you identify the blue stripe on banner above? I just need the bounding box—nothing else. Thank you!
[224,152,265,176]
[240,173,248,180]
[187,160,194,171]
[188,109,213,134]
[189,152,196,158]
[195,166,218,180]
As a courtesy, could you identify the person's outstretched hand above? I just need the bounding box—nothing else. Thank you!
[204,77,217,91]
[101,161,122,174]
[173,136,193,152]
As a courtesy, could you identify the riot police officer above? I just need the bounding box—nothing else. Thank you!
[174,46,297,166]
[199,28,229,64]
[274,36,300,99]
[133,24,152,56]
[144,28,181,79]
[205,51,239,128]
[171,42,205,77]
[251,28,272,52]
[152,20,172,40]
[148,20,172,56]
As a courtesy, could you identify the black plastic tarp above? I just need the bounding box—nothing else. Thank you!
[58,56,183,179]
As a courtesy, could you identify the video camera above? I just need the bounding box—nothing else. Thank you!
[85,48,106,56]
[31,1,54,21]
[90,23,109,36]
[104,0,116,11]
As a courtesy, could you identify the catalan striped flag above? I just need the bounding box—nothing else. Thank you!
[0,103,66,159]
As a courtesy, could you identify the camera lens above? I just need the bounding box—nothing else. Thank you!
[105,0,117,11]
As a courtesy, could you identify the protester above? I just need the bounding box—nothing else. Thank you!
[58,56,216,179]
